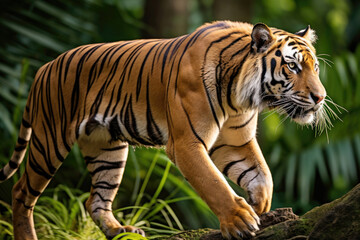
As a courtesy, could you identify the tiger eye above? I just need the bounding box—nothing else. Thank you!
[288,62,296,69]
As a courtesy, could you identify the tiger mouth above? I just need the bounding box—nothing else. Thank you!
[284,105,313,118]
[265,96,318,124]
[281,104,316,124]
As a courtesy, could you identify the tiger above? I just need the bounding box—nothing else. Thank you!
[0,21,326,240]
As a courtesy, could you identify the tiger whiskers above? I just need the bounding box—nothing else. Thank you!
[275,103,296,131]
[313,96,346,141]
[261,93,344,141]
[261,96,295,124]
[317,54,333,75]
[317,54,333,68]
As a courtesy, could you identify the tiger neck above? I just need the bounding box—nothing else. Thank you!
[210,33,263,115]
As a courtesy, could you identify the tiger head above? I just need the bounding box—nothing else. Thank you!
[249,23,326,126]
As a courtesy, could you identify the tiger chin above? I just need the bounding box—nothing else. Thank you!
[0,20,327,240]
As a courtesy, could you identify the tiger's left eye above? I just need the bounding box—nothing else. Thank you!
[288,62,296,69]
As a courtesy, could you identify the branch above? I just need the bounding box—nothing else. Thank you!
[164,183,360,239]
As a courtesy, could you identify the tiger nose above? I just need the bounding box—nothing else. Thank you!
[310,92,325,104]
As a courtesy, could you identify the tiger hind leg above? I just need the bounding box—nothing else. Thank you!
[12,132,70,240]
[78,126,145,239]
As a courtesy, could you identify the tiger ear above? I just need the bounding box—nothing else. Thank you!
[251,23,274,53]
[295,25,317,43]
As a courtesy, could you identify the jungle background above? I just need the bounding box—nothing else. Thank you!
[0,0,359,239]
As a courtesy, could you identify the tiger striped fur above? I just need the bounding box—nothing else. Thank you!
[0,21,326,239]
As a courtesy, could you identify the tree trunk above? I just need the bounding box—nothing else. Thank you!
[142,0,189,38]
[212,0,253,23]
[163,183,360,239]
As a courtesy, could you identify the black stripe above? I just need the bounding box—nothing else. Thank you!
[151,40,166,74]
[88,161,125,176]
[229,113,255,129]
[102,87,116,121]
[16,198,33,210]
[246,172,260,188]
[223,159,246,177]
[199,34,249,129]
[101,145,127,151]
[109,115,123,141]
[265,82,274,95]
[216,35,249,116]
[0,169,6,181]
[123,95,153,145]
[17,137,28,145]
[219,34,248,56]
[136,42,160,101]
[97,45,119,78]
[282,67,289,80]
[8,160,18,169]
[237,165,257,186]
[28,149,52,180]
[226,51,250,111]
[22,118,31,128]
[15,145,27,152]
[215,64,226,117]
[32,132,57,174]
[38,92,65,164]
[78,46,111,119]
[87,160,125,165]
[170,36,188,58]
[270,58,286,87]
[91,192,112,202]
[226,65,240,112]
[146,78,163,145]
[85,117,100,136]
[288,41,296,46]
[84,156,96,165]
[25,170,41,197]
[161,39,177,83]
[182,106,208,151]
[174,23,228,94]
[261,56,266,90]
[230,43,250,60]
[92,207,111,213]
[209,138,252,157]
[201,76,220,129]
[57,54,72,152]
[127,41,156,80]
[92,181,119,190]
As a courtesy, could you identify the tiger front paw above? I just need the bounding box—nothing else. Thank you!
[247,178,273,215]
[219,197,260,239]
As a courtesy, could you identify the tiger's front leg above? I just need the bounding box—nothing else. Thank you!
[166,96,260,239]
[210,111,273,215]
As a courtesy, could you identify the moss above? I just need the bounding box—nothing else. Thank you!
[163,184,360,240]
[163,228,216,240]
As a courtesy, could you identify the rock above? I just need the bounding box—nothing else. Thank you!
[163,183,360,240]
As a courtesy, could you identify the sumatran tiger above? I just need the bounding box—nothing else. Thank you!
[0,21,327,239]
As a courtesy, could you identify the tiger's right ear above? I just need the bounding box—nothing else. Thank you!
[251,23,274,53]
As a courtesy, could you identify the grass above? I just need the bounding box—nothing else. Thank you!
[0,148,217,240]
